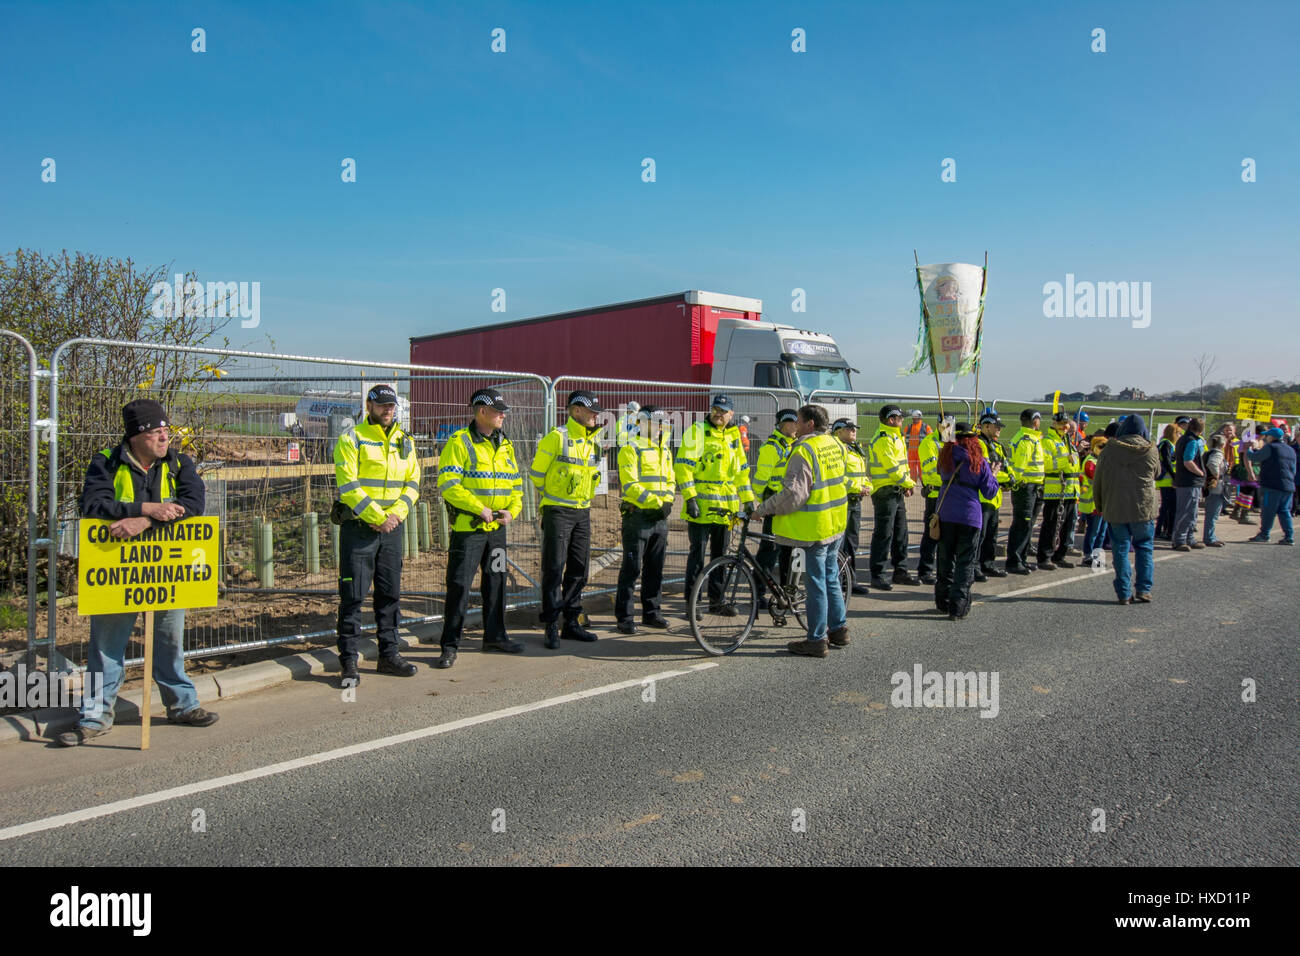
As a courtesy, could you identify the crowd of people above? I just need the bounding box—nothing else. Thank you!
[57,390,1299,744]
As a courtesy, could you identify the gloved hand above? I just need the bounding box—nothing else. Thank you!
[659,503,673,521]
[685,498,700,519]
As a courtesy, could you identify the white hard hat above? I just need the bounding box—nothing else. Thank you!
[741,415,750,423]
[911,409,923,418]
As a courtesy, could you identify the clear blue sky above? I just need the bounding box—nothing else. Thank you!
[2,0,1297,399]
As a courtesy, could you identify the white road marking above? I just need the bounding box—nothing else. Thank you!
[985,553,1182,600]
[0,662,719,843]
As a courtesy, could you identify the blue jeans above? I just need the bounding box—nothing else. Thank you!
[802,538,846,643]
[1082,513,1109,555]
[1109,521,1154,599]
[79,608,199,731]
[1203,493,1226,544]
[1258,489,1295,541]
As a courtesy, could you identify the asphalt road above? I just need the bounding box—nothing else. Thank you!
[1,530,1295,866]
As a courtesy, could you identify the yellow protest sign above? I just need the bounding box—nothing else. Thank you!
[1235,397,1273,422]
[78,517,219,616]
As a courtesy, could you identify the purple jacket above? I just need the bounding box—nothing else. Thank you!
[937,444,999,529]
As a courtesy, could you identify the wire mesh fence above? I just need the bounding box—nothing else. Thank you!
[0,331,40,669]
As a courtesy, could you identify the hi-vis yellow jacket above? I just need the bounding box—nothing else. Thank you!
[867,424,915,492]
[437,424,523,532]
[530,416,603,510]
[676,419,754,525]
[334,419,421,527]
[1042,428,1081,500]
[838,439,872,497]
[1008,427,1045,486]
[977,435,1012,509]
[754,432,794,499]
[918,431,944,499]
[618,430,675,512]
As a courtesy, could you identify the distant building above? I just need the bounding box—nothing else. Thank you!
[1118,387,1148,401]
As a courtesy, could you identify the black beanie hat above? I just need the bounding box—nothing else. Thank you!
[123,399,169,438]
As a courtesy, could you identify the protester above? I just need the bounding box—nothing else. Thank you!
[1246,427,1296,544]
[1170,418,1206,551]
[60,399,217,745]
[933,423,999,620]
[1092,414,1158,604]
[1201,433,1229,548]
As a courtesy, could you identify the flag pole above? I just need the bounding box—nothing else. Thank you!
[974,250,987,413]
[915,250,944,420]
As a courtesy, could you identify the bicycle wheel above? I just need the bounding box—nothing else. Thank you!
[838,551,853,600]
[689,555,758,655]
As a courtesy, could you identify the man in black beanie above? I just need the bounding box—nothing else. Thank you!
[59,398,216,746]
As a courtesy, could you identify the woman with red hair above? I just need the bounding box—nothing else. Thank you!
[935,423,1000,620]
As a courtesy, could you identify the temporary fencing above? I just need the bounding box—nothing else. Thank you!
[0,331,42,668]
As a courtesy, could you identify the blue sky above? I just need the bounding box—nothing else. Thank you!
[2,0,1297,399]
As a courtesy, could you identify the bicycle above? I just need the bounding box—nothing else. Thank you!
[687,508,853,655]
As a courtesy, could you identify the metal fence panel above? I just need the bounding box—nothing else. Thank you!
[0,330,42,669]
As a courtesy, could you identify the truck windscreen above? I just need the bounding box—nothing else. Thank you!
[789,365,851,393]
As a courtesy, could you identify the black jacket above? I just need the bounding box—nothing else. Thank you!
[80,442,205,521]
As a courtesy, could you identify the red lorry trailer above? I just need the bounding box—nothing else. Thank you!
[409,290,761,385]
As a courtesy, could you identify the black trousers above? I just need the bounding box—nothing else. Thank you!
[1006,484,1043,571]
[839,498,863,580]
[917,494,939,575]
[442,527,507,649]
[935,522,980,617]
[540,506,590,624]
[869,487,909,576]
[977,502,1000,571]
[756,515,793,590]
[1037,498,1078,563]
[686,521,731,604]
[615,509,668,622]
[337,519,404,663]
[1155,486,1176,537]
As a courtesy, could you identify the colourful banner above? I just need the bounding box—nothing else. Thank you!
[903,261,986,378]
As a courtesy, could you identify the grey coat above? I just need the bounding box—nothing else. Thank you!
[1093,434,1159,525]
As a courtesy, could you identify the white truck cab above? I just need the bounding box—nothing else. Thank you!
[712,318,857,424]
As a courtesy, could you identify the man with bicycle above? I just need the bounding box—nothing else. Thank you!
[749,405,849,658]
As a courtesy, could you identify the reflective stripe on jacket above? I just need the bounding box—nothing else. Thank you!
[530,417,603,510]
[334,420,421,527]
[437,425,522,532]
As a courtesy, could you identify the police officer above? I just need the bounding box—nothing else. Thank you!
[1037,412,1081,570]
[678,395,754,617]
[531,390,604,648]
[832,417,872,596]
[753,409,798,607]
[333,383,421,685]
[975,411,1011,580]
[434,388,525,669]
[614,405,675,634]
[59,398,218,746]
[915,415,952,586]
[1005,408,1046,575]
[866,404,918,590]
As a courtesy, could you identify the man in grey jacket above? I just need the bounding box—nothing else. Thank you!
[1093,415,1160,604]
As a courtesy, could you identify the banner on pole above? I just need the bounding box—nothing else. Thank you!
[902,262,986,378]
[1234,397,1273,422]
[78,517,220,615]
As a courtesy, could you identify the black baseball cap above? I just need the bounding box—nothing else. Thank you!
[710,394,735,412]
[367,384,398,405]
[979,411,1003,426]
[470,387,509,412]
[775,408,799,424]
[1174,415,1192,426]
[879,404,903,422]
[566,389,602,411]
[1052,412,1070,424]
[832,418,857,431]
[1020,408,1042,424]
